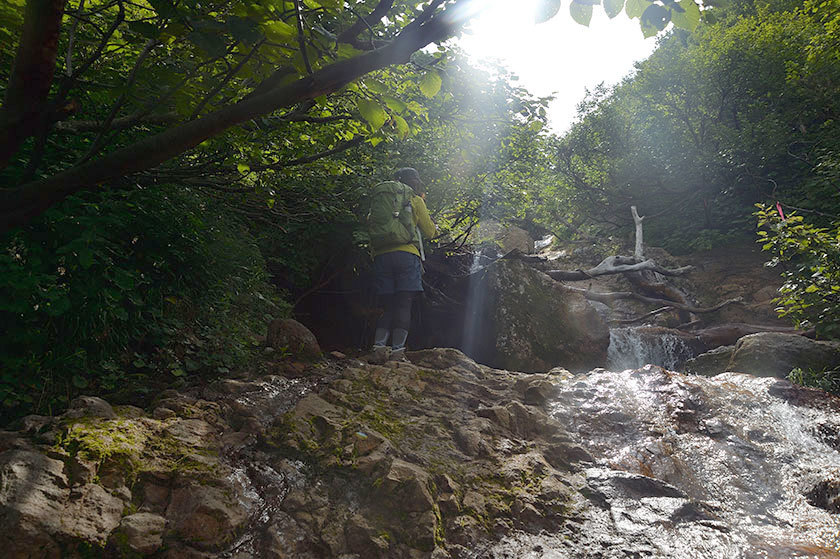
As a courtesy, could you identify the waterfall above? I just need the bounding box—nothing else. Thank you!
[607,326,696,371]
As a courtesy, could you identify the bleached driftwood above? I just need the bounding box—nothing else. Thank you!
[546,255,693,281]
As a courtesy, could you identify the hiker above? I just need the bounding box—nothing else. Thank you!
[367,167,436,363]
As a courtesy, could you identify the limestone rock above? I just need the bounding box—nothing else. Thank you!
[166,484,248,550]
[0,449,68,558]
[64,396,116,420]
[112,513,166,555]
[266,318,322,359]
[728,332,840,378]
[59,484,123,543]
[469,259,609,372]
[685,345,735,377]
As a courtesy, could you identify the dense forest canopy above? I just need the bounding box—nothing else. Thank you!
[1,0,839,419]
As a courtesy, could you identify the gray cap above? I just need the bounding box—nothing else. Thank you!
[394,167,422,184]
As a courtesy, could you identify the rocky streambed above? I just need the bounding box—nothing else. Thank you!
[2,348,839,558]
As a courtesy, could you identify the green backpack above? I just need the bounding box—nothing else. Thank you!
[367,181,417,251]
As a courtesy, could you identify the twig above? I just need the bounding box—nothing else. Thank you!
[293,0,313,75]
[190,39,265,119]
[77,37,158,164]
[65,0,86,76]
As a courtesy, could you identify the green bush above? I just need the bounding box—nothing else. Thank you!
[788,367,840,397]
[756,205,840,339]
[0,186,286,421]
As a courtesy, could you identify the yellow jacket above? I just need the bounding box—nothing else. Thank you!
[374,195,436,258]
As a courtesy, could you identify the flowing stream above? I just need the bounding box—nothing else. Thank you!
[607,326,698,371]
[486,367,840,558]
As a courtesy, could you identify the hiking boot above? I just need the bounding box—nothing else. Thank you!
[388,348,410,363]
[367,345,389,365]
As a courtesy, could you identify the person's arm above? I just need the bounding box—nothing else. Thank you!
[411,196,436,239]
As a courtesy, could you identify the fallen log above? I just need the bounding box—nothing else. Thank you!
[563,285,743,314]
[546,255,693,281]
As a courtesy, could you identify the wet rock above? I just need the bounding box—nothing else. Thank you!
[266,318,322,359]
[684,344,735,376]
[166,484,249,550]
[805,478,840,513]
[469,259,610,372]
[408,347,484,375]
[727,332,840,377]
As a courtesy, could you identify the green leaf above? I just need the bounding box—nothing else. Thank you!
[535,0,563,23]
[570,1,593,25]
[419,71,442,98]
[237,163,251,175]
[226,16,262,44]
[171,368,186,377]
[263,20,296,43]
[625,0,645,18]
[315,0,342,11]
[383,95,407,114]
[78,247,94,269]
[187,30,228,57]
[641,4,670,32]
[148,0,178,18]
[365,79,388,94]
[356,98,386,130]
[604,0,625,18]
[128,21,161,39]
[394,115,409,139]
[671,0,700,31]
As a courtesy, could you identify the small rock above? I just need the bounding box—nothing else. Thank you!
[19,415,53,434]
[166,484,249,550]
[462,491,487,517]
[331,351,347,359]
[113,512,166,555]
[345,514,389,557]
[353,429,386,456]
[153,407,177,420]
[64,396,117,420]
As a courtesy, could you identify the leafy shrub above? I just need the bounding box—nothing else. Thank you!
[755,204,840,338]
[788,367,840,397]
[0,186,285,421]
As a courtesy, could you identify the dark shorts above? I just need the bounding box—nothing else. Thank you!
[373,251,423,295]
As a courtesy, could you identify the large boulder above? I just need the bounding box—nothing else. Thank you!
[465,259,609,372]
[266,318,322,359]
[687,332,840,378]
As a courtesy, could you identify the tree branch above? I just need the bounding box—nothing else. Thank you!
[338,0,394,46]
[547,255,693,281]
[189,39,264,120]
[565,286,743,314]
[54,111,179,132]
[1,0,464,230]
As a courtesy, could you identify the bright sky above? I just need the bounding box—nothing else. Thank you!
[458,0,659,133]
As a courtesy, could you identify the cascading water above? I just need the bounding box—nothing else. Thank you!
[607,326,697,371]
